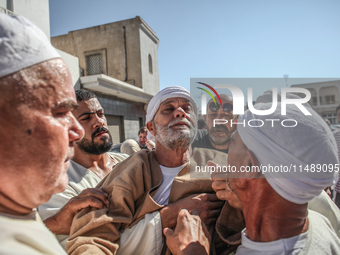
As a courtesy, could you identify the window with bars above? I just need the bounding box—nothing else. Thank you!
[86,53,103,75]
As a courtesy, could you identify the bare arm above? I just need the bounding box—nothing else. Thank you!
[159,193,224,229]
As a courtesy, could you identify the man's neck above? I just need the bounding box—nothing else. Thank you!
[154,142,190,167]
[241,181,309,242]
[0,190,33,216]
[72,148,116,179]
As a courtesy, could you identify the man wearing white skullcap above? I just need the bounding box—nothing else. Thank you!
[0,13,85,254]
[66,86,225,254]
[166,98,340,255]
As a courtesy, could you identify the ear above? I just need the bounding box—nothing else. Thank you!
[246,150,263,178]
[146,121,156,136]
[204,114,207,123]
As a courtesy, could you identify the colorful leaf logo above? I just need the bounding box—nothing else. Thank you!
[197,82,222,106]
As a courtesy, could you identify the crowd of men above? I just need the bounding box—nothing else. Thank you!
[1,13,340,255]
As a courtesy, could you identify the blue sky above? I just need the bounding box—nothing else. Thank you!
[50,0,340,98]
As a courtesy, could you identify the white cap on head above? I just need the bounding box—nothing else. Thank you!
[146,86,197,139]
[237,102,338,204]
[0,14,60,79]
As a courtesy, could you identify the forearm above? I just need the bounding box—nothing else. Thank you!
[159,202,181,229]
[43,215,62,235]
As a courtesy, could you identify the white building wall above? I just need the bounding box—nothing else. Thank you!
[291,80,340,124]
[0,1,7,9]
[124,120,139,140]
[139,25,159,96]
[57,49,80,89]
[0,1,80,89]
[12,0,50,38]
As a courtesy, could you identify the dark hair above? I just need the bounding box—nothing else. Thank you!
[75,89,97,102]
[138,126,148,135]
[336,105,340,114]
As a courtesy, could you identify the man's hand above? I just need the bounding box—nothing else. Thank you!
[146,140,155,151]
[44,188,109,235]
[164,209,210,255]
[210,161,242,210]
[160,193,223,229]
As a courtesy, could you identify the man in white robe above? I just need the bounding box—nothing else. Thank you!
[0,13,85,254]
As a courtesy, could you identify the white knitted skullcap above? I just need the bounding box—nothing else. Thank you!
[146,86,197,123]
[0,13,60,79]
[238,102,338,204]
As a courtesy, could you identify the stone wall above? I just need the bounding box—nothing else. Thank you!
[51,17,159,91]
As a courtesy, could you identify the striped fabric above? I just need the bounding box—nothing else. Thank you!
[333,129,340,193]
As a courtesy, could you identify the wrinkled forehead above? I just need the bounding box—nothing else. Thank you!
[0,59,74,108]
[160,97,191,106]
[154,97,191,116]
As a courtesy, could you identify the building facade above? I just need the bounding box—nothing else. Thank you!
[0,0,81,92]
[51,16,160,143]
[291,80,340,124]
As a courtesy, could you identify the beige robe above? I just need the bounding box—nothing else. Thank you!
[67,148,233,255]
[38,152,129,249]
[0,211,66,255]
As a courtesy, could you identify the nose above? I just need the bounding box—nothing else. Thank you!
[174,107,186,119]
[216,110,233,120]
[69,114,84,143]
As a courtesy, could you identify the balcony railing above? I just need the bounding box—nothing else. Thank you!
[0,6,15,15]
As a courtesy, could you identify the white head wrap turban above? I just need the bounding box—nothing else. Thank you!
[237,102,338,204]
[146,86,197,139]
[0,13,60,79]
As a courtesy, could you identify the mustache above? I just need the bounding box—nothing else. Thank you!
[91,126,109,140]
[168,118,193,128]
[210,125,229,133]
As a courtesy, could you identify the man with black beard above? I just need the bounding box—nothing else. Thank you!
[39,89,128,249]
[192,94,236,153]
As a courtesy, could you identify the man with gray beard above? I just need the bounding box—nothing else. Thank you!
[66,86,224,255]
[192,94,236,153]
[153,112,197,151]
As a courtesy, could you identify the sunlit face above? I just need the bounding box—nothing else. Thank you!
[139,132,147,146]
[204,98,236,146]
[148,97,197,150]
[72,98,113,155]
[0,59,84,209]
